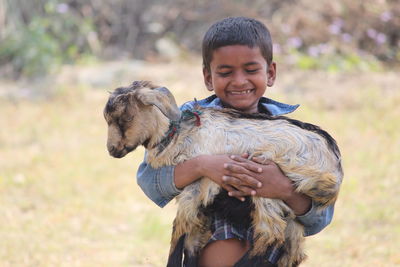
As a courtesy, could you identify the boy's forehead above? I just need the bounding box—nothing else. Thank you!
[213,44,259,53]
[211,45,265,66]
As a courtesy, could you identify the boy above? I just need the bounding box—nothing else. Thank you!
[137,17,335,266]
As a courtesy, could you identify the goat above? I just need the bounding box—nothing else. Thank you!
[104,81,343,267]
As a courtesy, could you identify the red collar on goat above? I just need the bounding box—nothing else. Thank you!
[155,109,203,155]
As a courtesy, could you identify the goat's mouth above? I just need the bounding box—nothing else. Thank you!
[143,138,151,149]
[109,145,137,158]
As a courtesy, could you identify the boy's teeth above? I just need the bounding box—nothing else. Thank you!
[231,90,252,95]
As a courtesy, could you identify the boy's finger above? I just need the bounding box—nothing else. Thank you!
[221,184,237,194]
[240,162,263,173]
[228,188,253,200]
[225,162,262,174]
[227,161,263,174]
[252,157,273,165]
[222,185,247,201]
[229,154,247,162]
[236,173,262,188]
[236,185,256,196]
[251,156,264,164]
[224,162,247,173]
[222,175,243,187]
[223,174,262,189]
[230,192,247,201]
[220,184,247,201]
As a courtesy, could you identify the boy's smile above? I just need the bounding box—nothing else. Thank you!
[204,45,276,114]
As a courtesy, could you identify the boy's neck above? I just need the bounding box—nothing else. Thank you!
[216,96,269,115]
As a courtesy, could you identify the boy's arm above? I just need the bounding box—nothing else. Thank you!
[137,154,263,207]
[296,202,334,236]
[174,155,261,194]
[136,160,181,208]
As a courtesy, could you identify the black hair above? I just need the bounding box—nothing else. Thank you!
[202,17,273,72]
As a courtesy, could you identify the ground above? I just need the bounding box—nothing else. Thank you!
[0,59,399,266]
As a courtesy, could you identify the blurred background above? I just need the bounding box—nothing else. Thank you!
[0,0,399,266]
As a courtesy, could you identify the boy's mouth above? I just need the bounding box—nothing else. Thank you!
[229,89,254,95]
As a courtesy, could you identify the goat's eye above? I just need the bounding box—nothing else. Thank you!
[123,116,133,122]
[119,115,133,125]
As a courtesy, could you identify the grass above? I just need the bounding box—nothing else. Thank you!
[0,59,399,266]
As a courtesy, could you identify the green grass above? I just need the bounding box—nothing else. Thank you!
[1,61,399,266]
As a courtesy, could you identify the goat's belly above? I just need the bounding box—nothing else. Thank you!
[201,190,255,231]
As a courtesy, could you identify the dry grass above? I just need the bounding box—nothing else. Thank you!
[0,59,399,266]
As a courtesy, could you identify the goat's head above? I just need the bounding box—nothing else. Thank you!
[104,81,181,158]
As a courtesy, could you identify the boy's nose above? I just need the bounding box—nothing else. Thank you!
[231,72,248,87]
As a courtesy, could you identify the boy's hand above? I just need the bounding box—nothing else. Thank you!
[197,154,262,201]
[224,153,294,201]
[199,153,312,215]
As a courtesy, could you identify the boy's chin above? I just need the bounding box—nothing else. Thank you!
[226,103,258,113]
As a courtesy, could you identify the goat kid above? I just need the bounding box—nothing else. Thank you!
[104,81,343,267]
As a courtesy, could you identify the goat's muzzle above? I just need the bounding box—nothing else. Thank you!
[108,145,136,158]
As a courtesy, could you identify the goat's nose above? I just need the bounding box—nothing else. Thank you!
[108,145,116,153]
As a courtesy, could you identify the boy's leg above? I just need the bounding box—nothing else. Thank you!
[197,238,250,267]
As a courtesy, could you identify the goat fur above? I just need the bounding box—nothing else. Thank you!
[104,81,343,266]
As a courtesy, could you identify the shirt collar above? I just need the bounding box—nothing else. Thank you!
[194,95,299,116]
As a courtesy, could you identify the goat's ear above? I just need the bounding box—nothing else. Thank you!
[135,87,181,121]
[114,93,130,104]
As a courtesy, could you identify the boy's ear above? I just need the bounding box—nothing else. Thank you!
[203,67,214,91]
[267,62,277,87]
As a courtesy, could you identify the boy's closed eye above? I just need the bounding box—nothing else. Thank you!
[216,65,233,77]
[245,68,260,74]
[217,68,260,77]
[217,71,233,77]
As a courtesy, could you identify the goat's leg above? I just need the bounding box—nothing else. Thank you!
[277,219,306,267]
[250,198,289,256]
[170,180,216,258]
[170,197,202,253]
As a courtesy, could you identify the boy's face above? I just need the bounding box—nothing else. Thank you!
[204,45,276,113]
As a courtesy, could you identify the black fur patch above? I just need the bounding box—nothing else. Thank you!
[104,98,117,114]
[201,190,254,230]
[167,234,186,267]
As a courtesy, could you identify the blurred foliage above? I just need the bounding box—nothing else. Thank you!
[0,0,96,78]
[287,50,382,72]
[0,0,399,78]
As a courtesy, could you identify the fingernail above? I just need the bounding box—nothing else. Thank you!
[222,176,227,181]
[257,168,262,172]
[224,163,228,168]
[241,197,245,202]
[257,182,262,188]
[230,155,235,159]
[251,190,256,196]
[228,192,232,196]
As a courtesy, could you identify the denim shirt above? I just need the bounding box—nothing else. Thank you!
[137,95,335,236]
